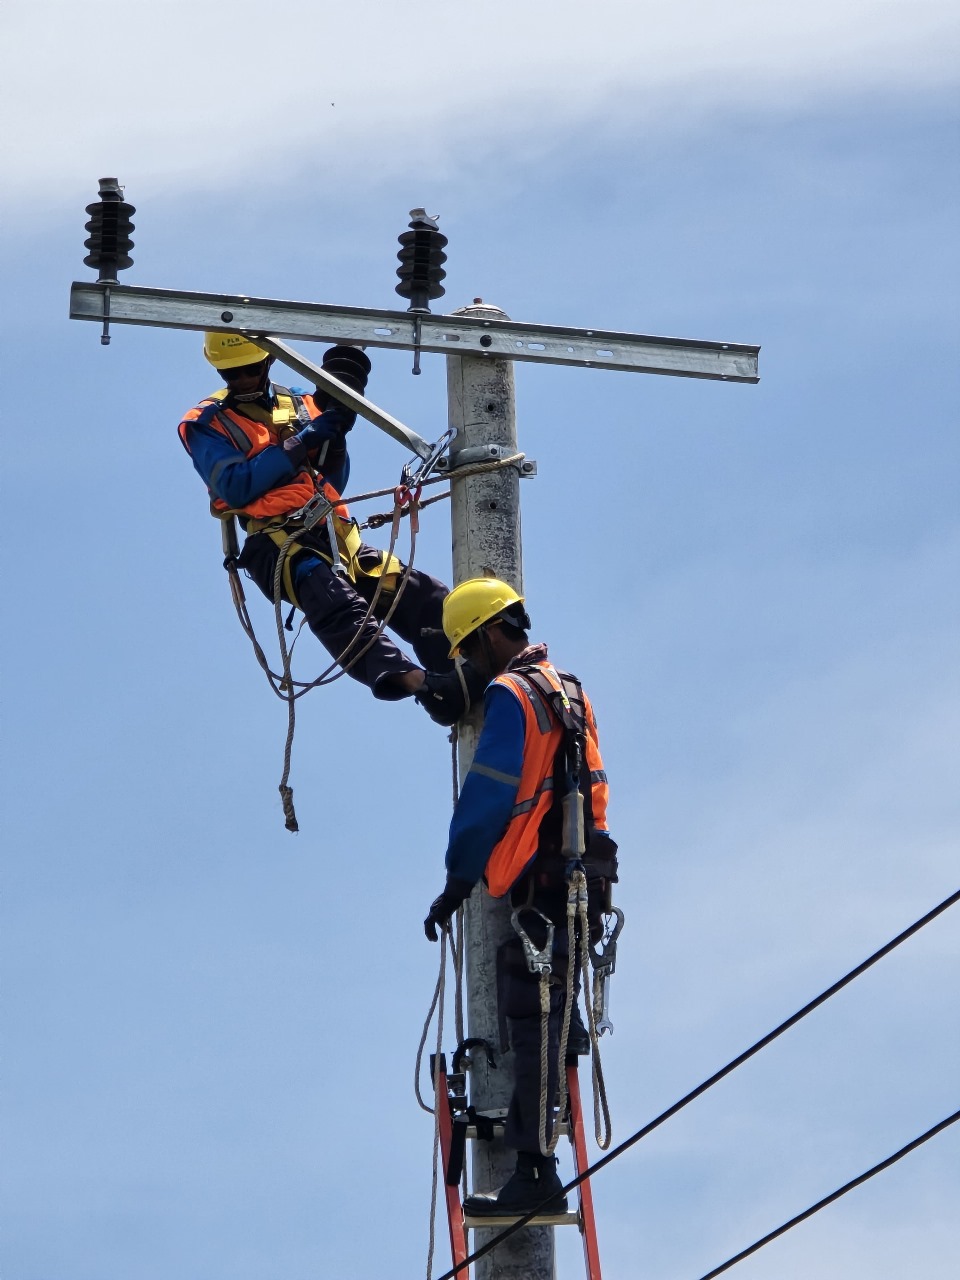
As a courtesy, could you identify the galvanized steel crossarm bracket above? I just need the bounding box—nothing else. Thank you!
[69,282,759,382]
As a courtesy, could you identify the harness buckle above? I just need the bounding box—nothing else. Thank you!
[296,490,335,532]
[510,907,555,977]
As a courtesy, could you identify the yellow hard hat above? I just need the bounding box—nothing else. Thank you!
[203,332,270,370]
[442,577,525,657]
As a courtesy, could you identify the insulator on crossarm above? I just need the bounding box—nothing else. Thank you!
[83,177,135,283]
[395,208,447,314]
[312,345,373,410]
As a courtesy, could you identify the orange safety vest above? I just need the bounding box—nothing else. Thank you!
[178,387,345,521]
[484,660,610,898]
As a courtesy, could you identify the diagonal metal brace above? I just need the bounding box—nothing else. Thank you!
[255,335,435,460]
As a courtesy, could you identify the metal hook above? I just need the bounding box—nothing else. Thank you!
[589,906,625,977]
[401,427,456,489]
[510,907,555,977]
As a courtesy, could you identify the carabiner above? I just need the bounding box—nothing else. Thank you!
[510,907,555,977]
[402,427,456,489]
[589,905,625,978]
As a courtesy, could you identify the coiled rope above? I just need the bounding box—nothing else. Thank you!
[272,486,419,830]
[223,450,526,830]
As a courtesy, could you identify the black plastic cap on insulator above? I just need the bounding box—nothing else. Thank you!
[395,208,447,314]
[84,177,135,283]
[321,345,372,396]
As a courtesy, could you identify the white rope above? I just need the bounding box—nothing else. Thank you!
[270,489,418,830]
[426,930,448,1280]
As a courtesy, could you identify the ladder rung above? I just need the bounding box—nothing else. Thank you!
[463,1210,581,1229]
[464,1120,570,1140]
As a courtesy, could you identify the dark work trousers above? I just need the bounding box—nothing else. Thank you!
[239,533,453,696]
[499,883,581,1155]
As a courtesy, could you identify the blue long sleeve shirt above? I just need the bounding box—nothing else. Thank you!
[180,392,351,509]
[444,682,526,888]
[183,419,301,508]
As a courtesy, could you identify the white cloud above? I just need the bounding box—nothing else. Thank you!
[2,0,957,214]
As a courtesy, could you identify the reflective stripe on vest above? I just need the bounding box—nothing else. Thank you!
[179,387,404,600]
[483,660,609,898]
[178,388,331,521]
[510,774,555,818]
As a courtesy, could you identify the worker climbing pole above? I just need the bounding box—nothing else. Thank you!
[443,326,557,1278]
[420,527,625,1274]
[70,181,760,1280]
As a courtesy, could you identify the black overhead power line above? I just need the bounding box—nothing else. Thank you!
[431,886,960,1280]
[694,1107,960,1280]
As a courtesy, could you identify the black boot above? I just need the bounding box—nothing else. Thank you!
[462,1152,568,1217]
[566,1001,590,1058]
[415,662,487,726]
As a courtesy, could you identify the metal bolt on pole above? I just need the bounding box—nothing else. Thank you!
[447,302,555,1280]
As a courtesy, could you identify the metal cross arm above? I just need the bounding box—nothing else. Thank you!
[69,281,760,382]
[68,282,434,460]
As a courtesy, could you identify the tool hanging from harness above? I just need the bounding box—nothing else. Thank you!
[518,662,624,1045]
[505,662,622,1152]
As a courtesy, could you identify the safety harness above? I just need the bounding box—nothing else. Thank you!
[506,661,621,1154]
[208,385,402,608]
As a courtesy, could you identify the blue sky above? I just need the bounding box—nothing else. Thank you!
[2,3,958,1278]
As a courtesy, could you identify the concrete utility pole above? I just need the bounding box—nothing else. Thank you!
[447,302,555,1278]
[71,185,759,1280]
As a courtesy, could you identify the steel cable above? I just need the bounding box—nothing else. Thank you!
[431,885,960,1280]
[693,1108,960,1280]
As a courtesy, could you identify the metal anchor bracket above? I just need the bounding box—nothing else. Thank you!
[437,443,537,476]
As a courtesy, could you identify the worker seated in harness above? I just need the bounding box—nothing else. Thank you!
[424,577,619,1215]
[178,333,483,723]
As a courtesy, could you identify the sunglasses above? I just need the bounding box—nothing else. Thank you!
[222,359,269,381]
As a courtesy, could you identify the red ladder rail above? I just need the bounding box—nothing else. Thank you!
[434,1061,471,1275]
[566,1062,602,1280]
[434,1058,603,1278]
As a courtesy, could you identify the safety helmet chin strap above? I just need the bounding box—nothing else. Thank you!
[227,358,273,404]
[477,624,498,676]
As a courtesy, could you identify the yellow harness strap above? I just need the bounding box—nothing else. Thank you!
[209,390,403,606]
[241,516,401,608]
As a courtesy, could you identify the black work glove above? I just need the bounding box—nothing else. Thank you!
[415,662,488,726]
[282,406,354,466]
[424,877,474,941]
[299,405,355,446]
